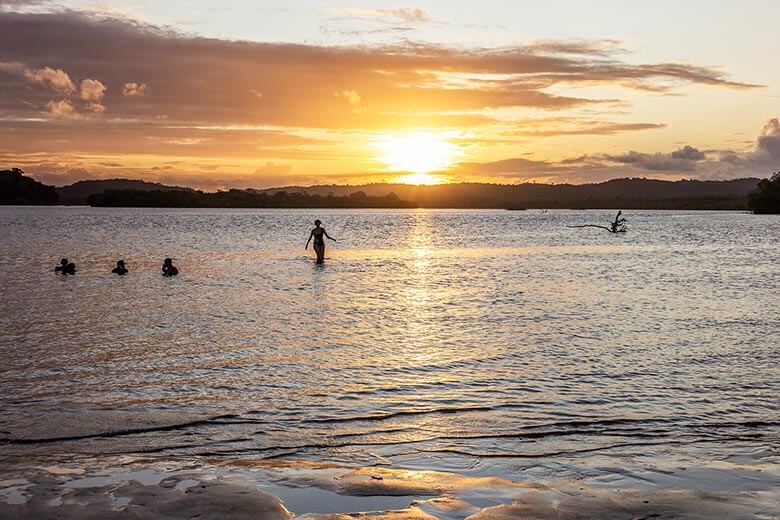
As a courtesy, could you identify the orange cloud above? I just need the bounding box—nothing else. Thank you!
[122,82,149,97]
[80,78,105,102]
[21,63,107,116]
[45,98,76,117]
[25,66,75,94]
[0,10,760,131]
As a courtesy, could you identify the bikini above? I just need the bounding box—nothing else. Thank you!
[313,228,325,246]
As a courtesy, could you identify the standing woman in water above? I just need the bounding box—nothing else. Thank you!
[305,219,336,264]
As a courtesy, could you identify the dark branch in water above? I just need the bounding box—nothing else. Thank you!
[568,210,627,233]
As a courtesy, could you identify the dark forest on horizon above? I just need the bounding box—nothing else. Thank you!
[87,188,418,209]
[2,168,779,212]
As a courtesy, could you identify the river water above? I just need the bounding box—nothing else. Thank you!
[0,207,778,516]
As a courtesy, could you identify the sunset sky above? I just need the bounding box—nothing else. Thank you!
[1,0,779,189]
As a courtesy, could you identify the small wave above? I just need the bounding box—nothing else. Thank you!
[413,438,727,459]
[0,413,241,445]
[303,405,497,424]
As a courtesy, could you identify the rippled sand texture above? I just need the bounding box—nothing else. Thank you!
[0,208,778,517]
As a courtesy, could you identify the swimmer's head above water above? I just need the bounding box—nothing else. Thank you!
[112,259,128,275]
[56,258,75,274]
[162,257,178,276]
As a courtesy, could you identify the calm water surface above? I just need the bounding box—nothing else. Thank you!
[0,207,778,484]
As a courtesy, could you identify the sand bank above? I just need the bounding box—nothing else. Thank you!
[1,457,777,519]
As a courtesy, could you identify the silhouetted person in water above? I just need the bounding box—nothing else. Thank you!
[55,258,76,274]
[162,258,178,277]
[112,260,128,275]
[305,219,336,264]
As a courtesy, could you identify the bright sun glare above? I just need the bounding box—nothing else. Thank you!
[377,132,457,184]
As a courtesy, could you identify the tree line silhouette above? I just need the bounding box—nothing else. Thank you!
[87,188,418,208]
[0,168,58,204]
[747,171,780,214]
[2,168,778,212]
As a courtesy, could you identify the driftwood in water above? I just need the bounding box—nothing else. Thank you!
[568,210,627,233]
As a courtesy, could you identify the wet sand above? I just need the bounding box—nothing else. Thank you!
[1,458,777,519]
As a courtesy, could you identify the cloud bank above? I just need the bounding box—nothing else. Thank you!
[0,5,774,188]
[447,119,780,183]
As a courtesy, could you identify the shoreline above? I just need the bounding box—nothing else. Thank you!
[1,456,777,519]
[1,204,760,211]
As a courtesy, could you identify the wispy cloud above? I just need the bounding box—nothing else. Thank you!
[333,7,434,24]
[0,0,49,12]
[603,149,701,172]
[509,121,666,137]
[523,38,627,57]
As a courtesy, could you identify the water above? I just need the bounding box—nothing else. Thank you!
[0,207,778,505]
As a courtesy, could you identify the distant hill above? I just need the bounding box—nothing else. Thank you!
[57,179,191,205]
[87,189,417,208]
[0,169,766,209]
[256,178,761,209]
[0,168,59,204]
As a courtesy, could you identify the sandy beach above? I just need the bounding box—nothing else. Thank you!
[2,454,778,519]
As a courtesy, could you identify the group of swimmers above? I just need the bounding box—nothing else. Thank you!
[53,219,337,276]
[55,257,179,276]
[54,258,77,275]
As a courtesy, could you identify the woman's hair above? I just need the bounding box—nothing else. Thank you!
[314,219,321,225]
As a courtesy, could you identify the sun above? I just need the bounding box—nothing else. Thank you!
[376,131,458,183]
